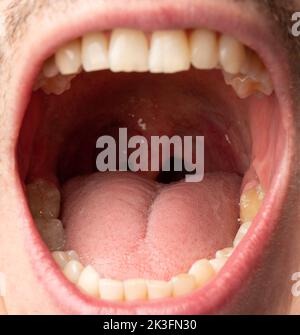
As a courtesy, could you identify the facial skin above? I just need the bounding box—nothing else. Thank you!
[0,0,300,314]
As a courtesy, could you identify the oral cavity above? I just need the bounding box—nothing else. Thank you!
[34,28,273,99]
[26,175,264,302]
[23,25,273,303]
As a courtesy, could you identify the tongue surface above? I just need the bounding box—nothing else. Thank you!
[62,172,241,280]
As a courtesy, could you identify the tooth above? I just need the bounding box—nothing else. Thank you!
[233,222,251,247]
[190,29,219,69]
[26,179,61,219]
[77,265,99,298]
[147,280,173,300]
[109,29,148,72]
[171,274,196,297]
[82,32,109,72]
[219,34,246,74]
[52,251,69,268]
[43,57,59,78]
[215,247,233,259]
[149,30,190,73]
[35,218,65,251]
[242,53,273,96]
[55,39,82,75]
[40,74,76,95]
[223,71,272,98]
[63,260,84,284]
[124,279,148,301]
[65,250,79,261]
[209,258,227,272]
[99,279,124,301]
[240,185,264,224]
[188,259,215,287]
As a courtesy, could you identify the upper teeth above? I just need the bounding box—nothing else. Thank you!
[35,28,273,98]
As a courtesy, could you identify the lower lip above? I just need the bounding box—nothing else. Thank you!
[11,1,294,314]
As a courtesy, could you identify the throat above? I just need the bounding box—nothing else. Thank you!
[62,171,241,280]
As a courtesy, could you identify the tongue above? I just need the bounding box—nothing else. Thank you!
[62,172,241,280]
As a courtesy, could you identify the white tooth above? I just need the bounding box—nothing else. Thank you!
[190,29,219,69]
[188,259,215,287]
[52,251,69,268]
[124,279,148,301]
[82,32,109,72]
[26,179,61,219]
[99,279,124,301]
[147,280,173,300]
[43,57,59,78]
[240,185,264,224]
[171,274,196,297]
[215,247,233,259]
[209,258,227,273]
[77,265,99,298]
[65,250,79,261]
[36,218,65,251]
[109,29,148,72]
[233,222,251,247]
[63,260,84,284]
[149,30,190,73]
[55,39,82,75]
[219,34,246,74]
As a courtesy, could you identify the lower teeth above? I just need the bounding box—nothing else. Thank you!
[25,178,264,301]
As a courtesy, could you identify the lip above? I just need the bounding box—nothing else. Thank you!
[9,0,294,314]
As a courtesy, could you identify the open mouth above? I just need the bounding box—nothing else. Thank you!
[11,2,293,314]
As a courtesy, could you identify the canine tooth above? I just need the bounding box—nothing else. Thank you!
[99,279,124,301]
[172,274,196,297]
[26,179,60,219]
[124,279,148,301]
[209,258,227,272]
[233,222,251,247]
[63,260,84,284]
[82,32,109,72]
[77,265,99,297]
[190,29,219,69]
[216,247,233,259]
[219,35,246,74]
[52,251,69,268]
[43,57,59,78]
[36,218,65,251]
[55,39,82,75]
[240,185,264,224]
[147,280,173,299]
[149,30,190,73]
[188,259,215,287]
[109,29,148,72]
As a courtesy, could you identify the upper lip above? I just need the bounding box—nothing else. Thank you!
[11,0,294,314]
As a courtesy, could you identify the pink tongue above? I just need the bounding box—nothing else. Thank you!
[62,172,241,280]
